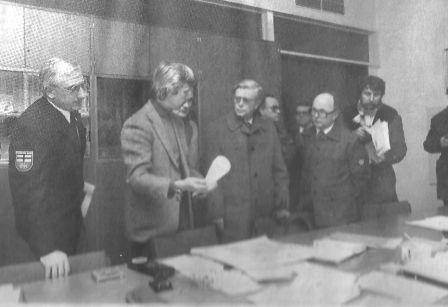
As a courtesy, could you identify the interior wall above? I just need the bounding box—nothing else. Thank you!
[216,0,375,31]
[372,0,448,211]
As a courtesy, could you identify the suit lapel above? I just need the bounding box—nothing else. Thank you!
[144,101,181,170]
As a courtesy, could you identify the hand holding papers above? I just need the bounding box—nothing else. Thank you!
[205,155,231,190]
[368,119,390,156]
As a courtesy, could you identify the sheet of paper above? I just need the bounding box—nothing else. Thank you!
[205,155,231,188]
[191,236,314,279]
[368,120,390,156]
[247,262,360,305]
[160,254,261,296]
[406,215,448,231]
[312,238,367,263]
[329,232,403,249]
[358,271,448,304]
[81,182,95,218]
[0,284,21,303]
[401,251,448,286]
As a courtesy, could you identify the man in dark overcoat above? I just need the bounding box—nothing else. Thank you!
[298,93,369,228]
[204,79,290,242]
[9,58,88,278]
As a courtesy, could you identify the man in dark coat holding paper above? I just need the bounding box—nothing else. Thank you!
[342,76,407,205]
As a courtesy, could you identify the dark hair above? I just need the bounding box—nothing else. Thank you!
[359,75,386,96]
[260,93,276,109]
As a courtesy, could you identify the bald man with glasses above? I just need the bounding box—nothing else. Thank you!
[297,92,369,229]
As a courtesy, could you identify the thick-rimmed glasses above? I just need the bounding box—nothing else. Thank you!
[60,83,89,95]
[234,96,255,105]
[269,105,280,112]
[311,107,336,118]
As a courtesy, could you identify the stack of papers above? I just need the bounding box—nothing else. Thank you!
[247,262,360,305]
[329,232,403,249]
[401,251,448,285]
[312,238,367,263]
[406,216,448,231]
[160,255,261,296]
[368,120,390,156]
[0,284,21,303]
[191,236,314,281]
[358,271,448,304]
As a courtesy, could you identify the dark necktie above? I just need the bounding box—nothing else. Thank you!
[70,111,80,142]
[317,129,325,141]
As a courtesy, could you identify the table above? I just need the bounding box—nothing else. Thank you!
[19,206,448,304]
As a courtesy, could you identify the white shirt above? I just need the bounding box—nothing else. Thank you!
[317,123,335,136]
[47,99,71,123]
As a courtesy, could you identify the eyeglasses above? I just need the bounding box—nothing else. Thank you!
[234,96,255,104]
[269,105,280,112]
[296,111,310,115]
[311,108,336,118]
[60,83,89,95]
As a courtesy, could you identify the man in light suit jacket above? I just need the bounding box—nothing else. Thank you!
[121,61,211,259]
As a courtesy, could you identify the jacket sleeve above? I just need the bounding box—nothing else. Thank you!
[120,120,171,201]
[384,114,407,164]
[9,123,58,257]
[272,126,290,210]
[424,117,446,153]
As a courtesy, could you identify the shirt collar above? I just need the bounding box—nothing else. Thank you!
[46,98,71,123]
[318,123,334,135]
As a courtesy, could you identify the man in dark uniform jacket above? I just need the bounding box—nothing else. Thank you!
[342,75,407,205]
[9,58,87,279]
[424,107,448,205]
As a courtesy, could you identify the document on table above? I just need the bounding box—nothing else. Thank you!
[0,284,21,303]
[191,236,314,280]
[247,262,360,305]
[400,251,448,286]
[160,254,261,296]
[329,232,403,249]
[312,238,367,263]
[358,271,448,304]
[368,119,390,156]
[406,215,448,231]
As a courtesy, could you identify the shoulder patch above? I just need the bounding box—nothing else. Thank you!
[15,151,33,172]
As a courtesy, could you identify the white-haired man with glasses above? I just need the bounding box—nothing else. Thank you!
[9,57,88,279]
[297,92,369,229]
[204,79,290,242]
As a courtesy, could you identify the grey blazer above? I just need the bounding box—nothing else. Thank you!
[121,100,197,242]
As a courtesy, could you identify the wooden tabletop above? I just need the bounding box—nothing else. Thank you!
[19,206,448,304]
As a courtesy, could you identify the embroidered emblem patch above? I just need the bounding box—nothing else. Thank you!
[15,151,33,172]
[358,159,365,166]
